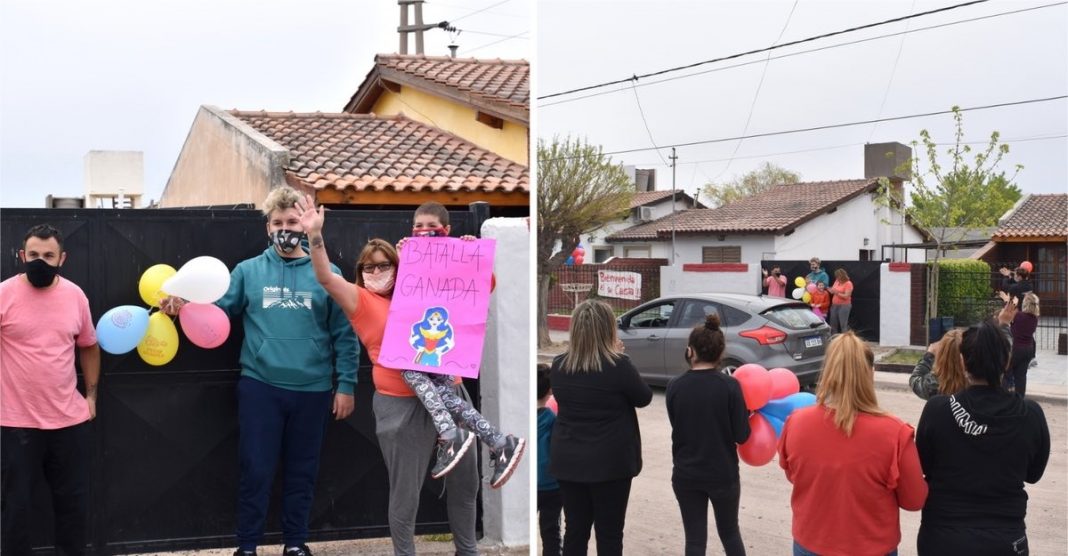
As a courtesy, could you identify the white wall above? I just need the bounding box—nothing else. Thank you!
[773,193,926,262]
[879,263,913,346]
[478,217,529,547]
[666,235,775,265]
[583,198,691,261]
[661,264,761,296]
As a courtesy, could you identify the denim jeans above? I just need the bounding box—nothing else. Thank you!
[793,540,897,556]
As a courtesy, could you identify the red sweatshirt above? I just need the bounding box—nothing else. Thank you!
[779,406,928,556]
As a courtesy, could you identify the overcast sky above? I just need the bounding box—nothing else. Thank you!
[538,0,1067,203]
[0,0,531,208]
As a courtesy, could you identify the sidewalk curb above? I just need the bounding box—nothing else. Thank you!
[875,375,1067,406]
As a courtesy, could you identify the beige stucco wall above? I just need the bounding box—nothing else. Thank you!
[372,88,528,165]
[159,106,290,208]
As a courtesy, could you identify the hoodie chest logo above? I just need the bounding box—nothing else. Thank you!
[262,286,312,310]
[948,394,989,436]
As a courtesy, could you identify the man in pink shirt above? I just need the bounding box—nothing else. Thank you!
[1,224,100,556]
[762,266,787,297]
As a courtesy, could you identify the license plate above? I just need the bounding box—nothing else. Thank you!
[804,336,822,349]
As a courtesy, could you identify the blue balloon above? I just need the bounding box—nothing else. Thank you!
[96,305,150,354]
[565,256,574,266]
[761,392,818,422]
[759,410,786,437]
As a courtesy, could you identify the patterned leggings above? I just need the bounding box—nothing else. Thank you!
[401,370,506,449]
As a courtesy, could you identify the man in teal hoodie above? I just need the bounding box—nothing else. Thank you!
[217,186,358,556]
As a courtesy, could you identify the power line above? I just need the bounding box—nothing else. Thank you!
[631,82,671,167]
[463,30,528,54]
[458,28,529,38]
[540,0,998,101]
[712,0,799,182]
[449,0,515,23]
[541,96,1068,161]
[540,2,1066,109]
[626,134,1068,168]
[868,0,917,142]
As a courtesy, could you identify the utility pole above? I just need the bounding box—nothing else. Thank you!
[398,0,455,55]
[670,147,678,265]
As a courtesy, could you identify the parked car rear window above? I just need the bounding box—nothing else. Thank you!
[719,304,751,327]
[762,304,825,329]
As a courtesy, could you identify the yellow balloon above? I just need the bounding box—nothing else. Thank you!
[794,276,806,288]
[139,264,177,307]
[137,312,179,366]
[802,292,812,303]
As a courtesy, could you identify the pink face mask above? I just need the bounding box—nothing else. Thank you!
[363,270,395,294]
[412,226,447,237]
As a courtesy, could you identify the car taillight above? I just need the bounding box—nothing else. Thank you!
[739,325,787,345]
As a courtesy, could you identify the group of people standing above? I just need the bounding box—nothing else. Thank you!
[1,185,524,556]
[762,257,854,334]
[540,291,1050,555]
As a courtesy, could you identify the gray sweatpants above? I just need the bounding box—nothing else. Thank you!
[829,303,852,334]
[373,388,480,556]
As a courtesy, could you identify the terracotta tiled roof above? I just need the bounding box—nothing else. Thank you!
[345,54,528,124]
[231,110,528,194]
[993,194,1068,239]
[630,190,675,208]
[607,179,878,241]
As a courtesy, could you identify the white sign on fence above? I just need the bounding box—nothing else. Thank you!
[597,270,642,300]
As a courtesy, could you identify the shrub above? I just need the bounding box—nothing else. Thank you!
[933,259,993,325]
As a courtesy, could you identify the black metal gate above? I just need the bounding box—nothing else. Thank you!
[760,260,883,342]
[1,207,488,554]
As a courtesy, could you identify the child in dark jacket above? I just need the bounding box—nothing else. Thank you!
[537,364,562,556]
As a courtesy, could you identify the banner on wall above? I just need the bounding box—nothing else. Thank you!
[597,269,642,300]
[379,237,496,378]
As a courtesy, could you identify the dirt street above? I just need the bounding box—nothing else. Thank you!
[609,387,1068,555]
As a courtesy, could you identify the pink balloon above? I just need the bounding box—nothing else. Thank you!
[1020,261,1033,272]
[546,395,558,414]
[768,368,800,399]
[806,283,817,294]
[179,302,231,349]
[733,363,772,410]
[738,413,777,466]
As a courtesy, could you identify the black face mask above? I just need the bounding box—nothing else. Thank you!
[25,258,60,288]
[270,229,304,254]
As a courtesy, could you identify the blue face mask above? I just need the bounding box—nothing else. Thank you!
[270,229,304,253]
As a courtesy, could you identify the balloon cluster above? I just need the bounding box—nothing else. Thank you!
[733,364,817,466]
[565,245,585,266]
[95,257,232,366]
[790,276,814,303]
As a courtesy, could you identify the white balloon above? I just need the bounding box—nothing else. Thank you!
[162,256,231,303]
[791,287,803,300]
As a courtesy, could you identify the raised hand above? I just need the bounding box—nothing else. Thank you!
[296,194,325,235]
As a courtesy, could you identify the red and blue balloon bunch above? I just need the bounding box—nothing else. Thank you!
[95,257,232,366]
[733,364,817,466]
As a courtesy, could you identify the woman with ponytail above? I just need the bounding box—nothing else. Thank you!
[666,313,751,556]
[779,332,927,556]
[915,305,1051,555]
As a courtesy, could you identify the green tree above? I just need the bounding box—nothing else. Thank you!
[537,136,633,347]
[700,161,801,207]
[878,106,1022,326]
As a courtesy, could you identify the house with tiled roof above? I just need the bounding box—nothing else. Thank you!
[975,193,1067,314]
[605,173,927,264]
[159,54,529,210]
[344,54,528,165]
[583,189,703,262]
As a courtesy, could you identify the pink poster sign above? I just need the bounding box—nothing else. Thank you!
[378,237,496,378]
